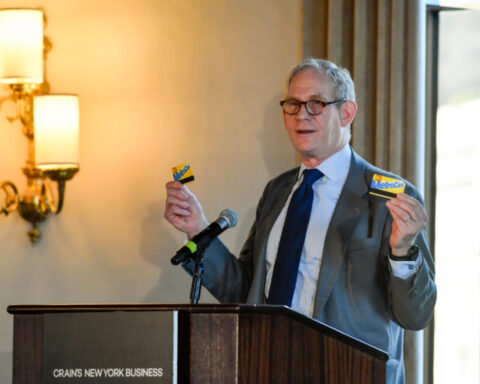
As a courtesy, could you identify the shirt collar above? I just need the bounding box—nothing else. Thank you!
[299,144,352,182]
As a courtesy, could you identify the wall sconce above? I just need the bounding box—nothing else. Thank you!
[0,8,79,244]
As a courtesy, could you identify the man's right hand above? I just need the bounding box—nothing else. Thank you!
[164,181,210,239]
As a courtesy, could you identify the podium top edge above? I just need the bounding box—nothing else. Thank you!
[8,303,248,314]
[7,303,293,316]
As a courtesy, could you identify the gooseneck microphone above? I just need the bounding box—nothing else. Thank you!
[170,209,238,265]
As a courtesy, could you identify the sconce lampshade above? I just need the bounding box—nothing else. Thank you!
[0,8,44,84]
[34,95,79,170]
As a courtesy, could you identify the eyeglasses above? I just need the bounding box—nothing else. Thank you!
[280,98,345,115]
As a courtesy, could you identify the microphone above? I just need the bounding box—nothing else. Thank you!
[171,209,238,265]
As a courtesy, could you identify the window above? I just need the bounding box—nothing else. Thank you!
[428,6,480,384]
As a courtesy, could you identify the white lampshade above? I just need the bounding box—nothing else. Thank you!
[34,95,79,170]
[0,9,44,84]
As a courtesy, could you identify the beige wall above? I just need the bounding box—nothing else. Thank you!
[0,0,301,380]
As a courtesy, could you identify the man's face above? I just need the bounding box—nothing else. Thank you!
[283,68,352,166]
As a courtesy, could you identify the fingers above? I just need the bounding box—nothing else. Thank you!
[166,192,190,211]
[388,208,414,234]
[386,193,428,254]
[397,193,428,221]
[164,180,210,237]
[166,181,189,201]
[165,201,190,217]
[165,182,192,215]
[386,193,428,227]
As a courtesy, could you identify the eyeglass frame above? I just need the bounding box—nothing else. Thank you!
[279,98,346,116]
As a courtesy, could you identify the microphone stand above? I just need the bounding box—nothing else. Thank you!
[189,250,205,305]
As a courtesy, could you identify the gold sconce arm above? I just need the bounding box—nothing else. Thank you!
[1,181,19,215]
[43,167,79,214]
[1,166,79,244]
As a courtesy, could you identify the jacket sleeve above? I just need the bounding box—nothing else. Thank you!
[182,182,271,303]
[386,188,437,330]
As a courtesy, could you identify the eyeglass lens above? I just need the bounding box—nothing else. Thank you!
[283,100,324,115]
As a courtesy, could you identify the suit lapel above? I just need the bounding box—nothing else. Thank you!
[312,150,370,316]
[258,172,298,245]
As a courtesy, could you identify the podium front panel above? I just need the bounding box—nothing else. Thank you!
[8,304,387,384]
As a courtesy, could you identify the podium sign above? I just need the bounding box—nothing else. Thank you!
[42,311,177,384]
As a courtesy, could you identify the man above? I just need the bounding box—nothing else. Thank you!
[165,58,436,383]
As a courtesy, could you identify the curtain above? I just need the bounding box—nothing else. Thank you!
[301,0,429,383]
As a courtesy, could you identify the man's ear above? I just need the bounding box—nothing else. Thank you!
[340,100,357,127]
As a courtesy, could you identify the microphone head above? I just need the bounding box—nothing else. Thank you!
[219,209,238,228]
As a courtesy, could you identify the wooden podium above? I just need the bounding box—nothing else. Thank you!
[8,304,388,383]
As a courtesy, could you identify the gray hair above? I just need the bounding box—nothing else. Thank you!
[287,58,356,102]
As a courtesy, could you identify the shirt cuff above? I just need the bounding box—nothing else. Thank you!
[389,251,423,279]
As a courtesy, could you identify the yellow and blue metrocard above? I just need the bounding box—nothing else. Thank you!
[172,163,195,184]
[368,173,405,199]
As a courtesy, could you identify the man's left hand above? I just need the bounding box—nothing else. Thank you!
[386,193,428,256]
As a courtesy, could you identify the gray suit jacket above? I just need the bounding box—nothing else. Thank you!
[185,148,436,383]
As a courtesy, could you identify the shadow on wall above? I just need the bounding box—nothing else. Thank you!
[138,201,217,304]
[0,350,12,383]
[259,92,297,177]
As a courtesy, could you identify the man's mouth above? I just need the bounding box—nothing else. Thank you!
[297,129,315,134]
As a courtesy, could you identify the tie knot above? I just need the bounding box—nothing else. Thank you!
[302,168,323,187]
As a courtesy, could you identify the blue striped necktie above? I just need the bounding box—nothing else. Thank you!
[267,168,323,306]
